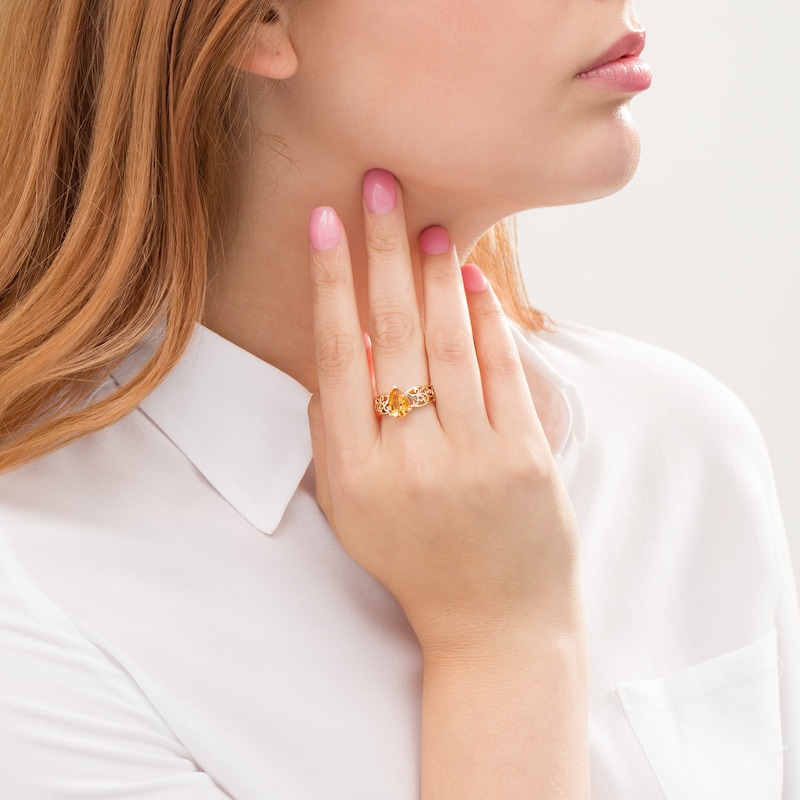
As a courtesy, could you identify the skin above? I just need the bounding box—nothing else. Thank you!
[205,0,646,389]
[205,0,648,796]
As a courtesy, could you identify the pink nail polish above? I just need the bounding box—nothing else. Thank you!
[363,169,397,215]
[461,264,489,292]
[419,226,451,255]
[309,207,341,251]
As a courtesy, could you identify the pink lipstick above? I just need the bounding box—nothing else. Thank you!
[577,31,652,92]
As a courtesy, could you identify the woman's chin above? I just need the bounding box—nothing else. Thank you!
[578,109,643,200]
[533,117,643,209]
[574,145,642,205]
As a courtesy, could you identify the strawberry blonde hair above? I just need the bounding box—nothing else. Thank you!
[0,0,547,473]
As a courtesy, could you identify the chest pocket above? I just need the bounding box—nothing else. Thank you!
[615,630,783,800]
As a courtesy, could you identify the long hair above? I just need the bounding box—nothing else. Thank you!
[0,0,549,474]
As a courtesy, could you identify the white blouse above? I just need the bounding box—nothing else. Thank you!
[0,319,797,799]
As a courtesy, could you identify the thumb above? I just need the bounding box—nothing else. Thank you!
[307,393,334,523]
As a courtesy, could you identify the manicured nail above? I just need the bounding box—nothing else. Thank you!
[461,264,489,292]
[419,226,451,255]
[363,169,397,215]
[309,207,341,251]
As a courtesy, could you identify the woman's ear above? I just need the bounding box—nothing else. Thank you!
[231,8,298,79]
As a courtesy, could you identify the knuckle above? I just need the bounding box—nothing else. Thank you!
[423,258,458,286]
[517,438,558,483]
[522,451,555,485]
[370,308,417,353]
[428,329,474,366]
[310,255,343,291]
[500,448,553,493]
[368,230,406,259]
[482,346,520,379]
[396,446,440,496]
[473,297,506,323]
[334,458,368,498]
[315,328,358,377]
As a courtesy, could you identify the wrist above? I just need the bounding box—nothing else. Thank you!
[418,605,591,800]
[414,587,588,670]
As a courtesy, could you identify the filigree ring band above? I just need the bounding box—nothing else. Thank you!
[374,385,436,418]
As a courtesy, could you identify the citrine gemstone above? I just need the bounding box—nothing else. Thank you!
[387,387,411,417]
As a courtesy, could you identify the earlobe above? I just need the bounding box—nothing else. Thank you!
[231,12,298,80]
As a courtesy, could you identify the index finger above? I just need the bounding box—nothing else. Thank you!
[308,206,378,453]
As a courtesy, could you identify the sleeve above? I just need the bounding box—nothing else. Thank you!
[0,542,233,799]
[775,518,800,799]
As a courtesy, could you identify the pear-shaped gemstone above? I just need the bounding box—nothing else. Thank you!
[387,387,411,417]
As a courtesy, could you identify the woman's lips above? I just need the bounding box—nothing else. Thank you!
[576,30,652,92]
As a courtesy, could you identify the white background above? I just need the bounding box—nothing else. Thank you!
[515,0,799,580]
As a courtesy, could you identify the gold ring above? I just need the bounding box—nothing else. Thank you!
[374,385,436,418]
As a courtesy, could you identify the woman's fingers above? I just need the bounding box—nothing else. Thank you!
[461,265,543,441]
[310,172,542,454]
[418,226,487,439]
[308,206,377,455]
[363,170,431,411]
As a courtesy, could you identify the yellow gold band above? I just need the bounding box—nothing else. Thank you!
[374,385,436,417]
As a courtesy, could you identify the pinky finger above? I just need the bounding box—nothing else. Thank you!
[462,265,541,440]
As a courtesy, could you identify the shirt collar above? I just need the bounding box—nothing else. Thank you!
[112,325,313,535]
[510,323,587,459]
[112,322,585,535]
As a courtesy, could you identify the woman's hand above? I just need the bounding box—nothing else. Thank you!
[307,169,590,799]
[307,168,582,653]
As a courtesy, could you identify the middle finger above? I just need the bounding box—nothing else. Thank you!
[363,169,433,421]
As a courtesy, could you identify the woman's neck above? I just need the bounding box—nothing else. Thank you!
[203,135,511,391]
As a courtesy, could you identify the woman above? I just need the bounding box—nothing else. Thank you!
[0,1,796,798]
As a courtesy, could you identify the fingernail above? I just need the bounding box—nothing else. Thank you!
[309,207,341,251]
[363,169,397,215]
[419,226,451,255]
[461,264,489,292]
